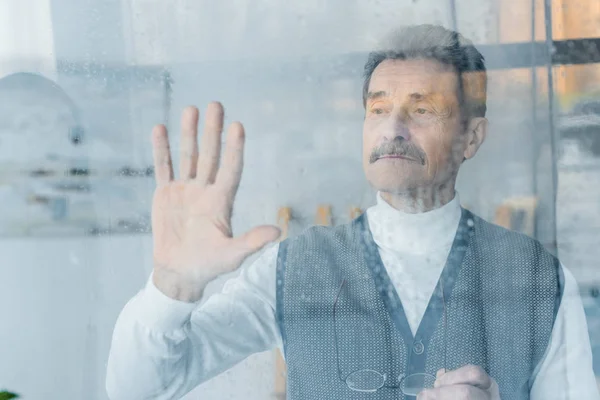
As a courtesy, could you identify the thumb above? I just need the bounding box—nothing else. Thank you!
[233,225,281,257]
[433,368,447,388]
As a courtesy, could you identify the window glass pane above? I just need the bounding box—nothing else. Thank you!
[0,1,599,399]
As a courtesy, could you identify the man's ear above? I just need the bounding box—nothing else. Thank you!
[463,117,488,161]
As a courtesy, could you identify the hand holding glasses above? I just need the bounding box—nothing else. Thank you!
[332,278,447,396]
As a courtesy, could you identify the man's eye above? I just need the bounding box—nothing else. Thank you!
[372,108,384,115]
[415,108,429,114]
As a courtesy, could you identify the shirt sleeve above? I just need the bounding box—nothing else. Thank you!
[529,263,600,400]
[105,243,281,400]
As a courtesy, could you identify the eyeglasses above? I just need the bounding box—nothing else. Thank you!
[333,278,447,396]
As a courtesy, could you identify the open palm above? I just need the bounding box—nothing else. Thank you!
[150,103,280,302]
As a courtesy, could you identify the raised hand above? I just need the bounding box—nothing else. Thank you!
[150,103,281,302]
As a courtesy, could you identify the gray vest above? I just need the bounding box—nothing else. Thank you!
[276,208,563,400]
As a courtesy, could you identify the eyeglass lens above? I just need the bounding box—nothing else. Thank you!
[399,372,437,395]
[345,369,386,392]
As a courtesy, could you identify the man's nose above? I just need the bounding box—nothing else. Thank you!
[387,111,411,141]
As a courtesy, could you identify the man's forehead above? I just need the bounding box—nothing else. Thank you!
[368,58,458,97]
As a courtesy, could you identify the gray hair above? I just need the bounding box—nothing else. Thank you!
[362,24,487,119]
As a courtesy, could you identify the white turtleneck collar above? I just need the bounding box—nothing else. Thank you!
[365,190,462,254]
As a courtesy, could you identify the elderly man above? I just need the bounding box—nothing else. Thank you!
[106,25,599,399]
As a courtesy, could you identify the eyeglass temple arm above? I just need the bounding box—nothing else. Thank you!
[333,279,347,382]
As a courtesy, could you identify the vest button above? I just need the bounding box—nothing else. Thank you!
[413,341,424,355]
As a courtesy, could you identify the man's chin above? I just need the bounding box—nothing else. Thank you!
[364,164,425,190]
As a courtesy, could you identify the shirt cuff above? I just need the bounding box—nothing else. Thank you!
[135,272,200,333]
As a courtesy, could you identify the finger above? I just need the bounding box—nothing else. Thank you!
[196,102,224,185]
[179,106,200,180]
[215,121,245,207]
[418,384,488,400]
[434,365,492,391]
[151,124,174,186]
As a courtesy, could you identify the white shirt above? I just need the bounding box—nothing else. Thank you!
[106,191,600,400]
